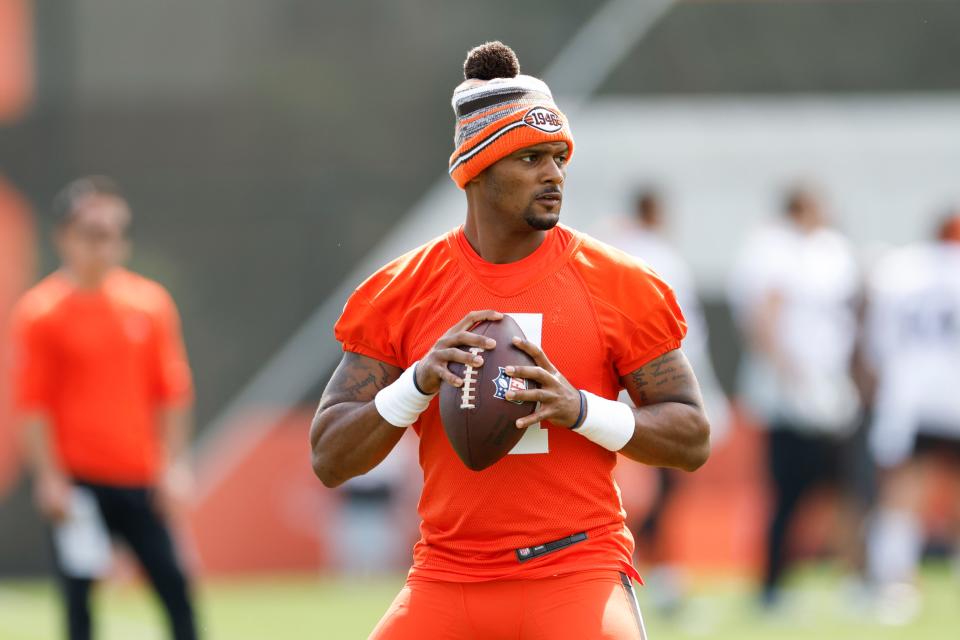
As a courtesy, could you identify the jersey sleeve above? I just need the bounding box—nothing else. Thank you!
[9,304,55,415]
[612,270,687,376]
[575,238,688,378]
[334,288,401,367]
[152,290,194,406]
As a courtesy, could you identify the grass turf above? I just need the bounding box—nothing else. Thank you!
[0,563,956,639]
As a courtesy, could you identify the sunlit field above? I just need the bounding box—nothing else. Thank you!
[1,563,956,640]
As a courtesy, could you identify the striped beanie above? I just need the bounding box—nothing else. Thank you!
[448,42,574,189]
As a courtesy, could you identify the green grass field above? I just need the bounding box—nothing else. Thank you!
[0,564,956,639]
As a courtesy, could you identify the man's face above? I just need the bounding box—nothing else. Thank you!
[637,198,663,231]
[56,194,131,279]
[473,142,568,231]
[790,192,826,231]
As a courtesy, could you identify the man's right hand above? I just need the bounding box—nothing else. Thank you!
[414,310,503,394]
[34,471,70,522]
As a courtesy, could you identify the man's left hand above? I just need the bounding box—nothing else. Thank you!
[153,462,193,519]
[503,336,581,429]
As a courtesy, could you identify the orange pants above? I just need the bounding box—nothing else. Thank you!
[369,570,647,640]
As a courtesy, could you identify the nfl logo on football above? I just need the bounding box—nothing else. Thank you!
[493,368,526,405]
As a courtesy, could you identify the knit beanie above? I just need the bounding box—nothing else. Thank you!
[448,42,574,189]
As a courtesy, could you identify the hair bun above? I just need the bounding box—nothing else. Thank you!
[463,41,520,80]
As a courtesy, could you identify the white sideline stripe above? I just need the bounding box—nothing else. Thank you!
[191,0,676,502]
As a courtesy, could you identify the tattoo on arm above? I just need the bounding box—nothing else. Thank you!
[341,364,391,399]
[321,353,401,408]
[622,349,702,414]
[649,351,680,386]
[629,369,649,405]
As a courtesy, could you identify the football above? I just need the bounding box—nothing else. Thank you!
[439,315,539,471]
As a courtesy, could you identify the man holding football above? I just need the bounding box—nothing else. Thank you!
[310,41,710,640]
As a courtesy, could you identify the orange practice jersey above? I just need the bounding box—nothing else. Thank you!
[335,225,686,582]
[11,269,192,485]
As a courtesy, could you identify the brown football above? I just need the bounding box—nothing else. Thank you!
[439,315,539,471]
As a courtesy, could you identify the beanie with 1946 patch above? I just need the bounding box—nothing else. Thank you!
[448,41,574,189]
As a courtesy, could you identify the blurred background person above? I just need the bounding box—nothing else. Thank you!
[9,177,198,640]
[600,187,732,614]
[728,186,863,609]
[330,435,419,579]
[862,209,960,623]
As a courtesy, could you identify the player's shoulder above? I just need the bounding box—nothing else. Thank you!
[108,269,176,314]
[568,227,676,314]
[352,230,458,307]
[570,227,666,285]
[12,273,72,326]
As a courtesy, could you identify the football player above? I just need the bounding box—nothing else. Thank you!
[863,210,960,622]
[727,187,864,608]
[311,42,710,640]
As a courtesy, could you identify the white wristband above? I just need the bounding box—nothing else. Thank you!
[573,391,635,451]
[374,362,436,427]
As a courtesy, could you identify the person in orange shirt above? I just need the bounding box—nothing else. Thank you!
[310,42,711,640]
[10,176,197,640]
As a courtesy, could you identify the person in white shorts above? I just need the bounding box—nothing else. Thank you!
[728,186,863,607]
[863,210,960,620]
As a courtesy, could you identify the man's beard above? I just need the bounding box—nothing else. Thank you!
[523,209,560,231]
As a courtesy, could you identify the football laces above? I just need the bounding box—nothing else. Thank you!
[459,347,484,409]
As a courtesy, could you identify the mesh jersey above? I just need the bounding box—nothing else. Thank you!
[335,225,686,581]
